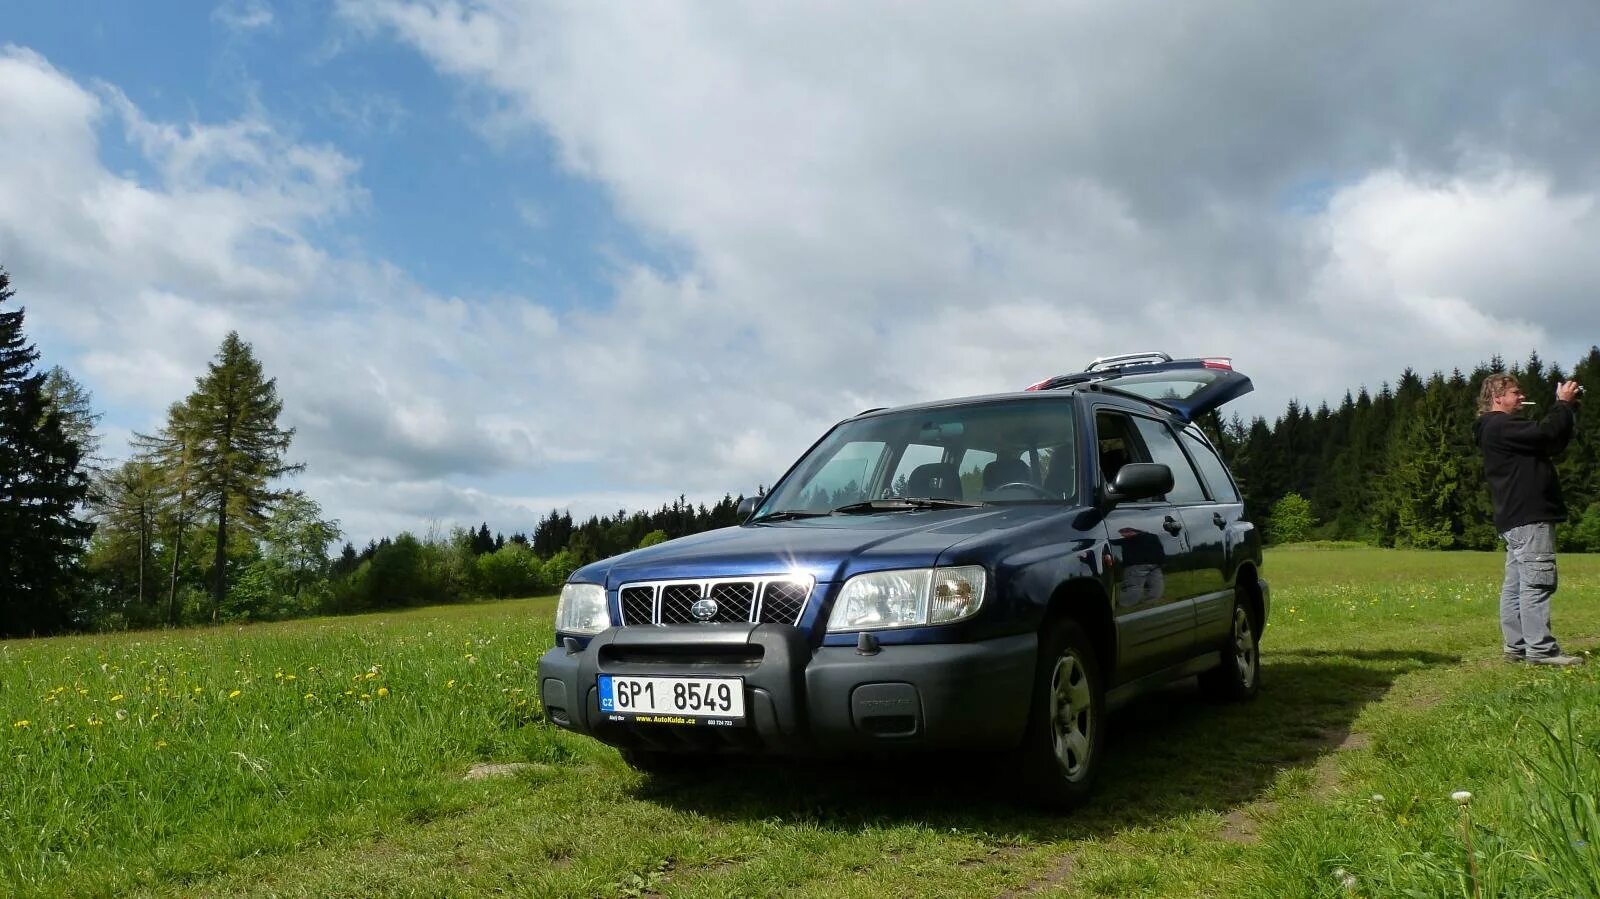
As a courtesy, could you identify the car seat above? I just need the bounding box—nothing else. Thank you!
[982,458,1032,491]
[905,462,963,501]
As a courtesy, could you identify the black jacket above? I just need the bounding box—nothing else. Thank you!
[1473,402,1577,533]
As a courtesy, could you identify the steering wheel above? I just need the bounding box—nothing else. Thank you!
[993,481,1054,499]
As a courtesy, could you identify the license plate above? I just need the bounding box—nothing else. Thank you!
[597,674,745,726]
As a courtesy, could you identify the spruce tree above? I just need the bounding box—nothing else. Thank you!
[166,333,301,619]
[0,268,94,636]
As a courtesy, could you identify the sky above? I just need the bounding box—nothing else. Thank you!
[4,1,1600,546]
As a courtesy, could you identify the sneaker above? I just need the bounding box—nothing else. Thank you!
[1503,652,1527,664]
[1528,654,1587,667]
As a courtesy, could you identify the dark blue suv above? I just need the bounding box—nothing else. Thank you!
[538,353,1268,806]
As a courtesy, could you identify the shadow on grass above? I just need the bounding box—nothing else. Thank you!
[628,650,1455,841]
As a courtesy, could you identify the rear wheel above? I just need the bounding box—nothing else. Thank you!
[1199,600,1260,701]
[1017,618,1106,808]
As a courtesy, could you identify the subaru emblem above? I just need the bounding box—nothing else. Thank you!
[690,598,719,621]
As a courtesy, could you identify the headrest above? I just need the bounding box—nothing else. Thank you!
[982,458,1031,490]
[906,462,963,501]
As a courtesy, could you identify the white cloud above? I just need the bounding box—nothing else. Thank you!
[11,0,1600,542]
[337,0,1600,431]
[212,0,276,32]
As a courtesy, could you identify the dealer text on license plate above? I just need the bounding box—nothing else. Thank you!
[597,675,745,726]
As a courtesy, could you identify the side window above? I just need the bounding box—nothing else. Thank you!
[1129,418,1208,504]
[1180,427,1240,502]
[1093,411,1145,485]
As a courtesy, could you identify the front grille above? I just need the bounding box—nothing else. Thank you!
[615,576,814,626]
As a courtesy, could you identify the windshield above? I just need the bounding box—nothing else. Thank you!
[758,398,1079,516]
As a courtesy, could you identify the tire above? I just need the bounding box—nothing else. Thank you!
[1017,618,1107,809]
[1198,598,1261,702]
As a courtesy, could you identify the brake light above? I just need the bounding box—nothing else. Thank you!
[1024,378,1052,391]
[1202,358,1233,370]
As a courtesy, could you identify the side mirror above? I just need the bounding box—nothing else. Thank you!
[1102,463,1173,507]
[736,494,763,521]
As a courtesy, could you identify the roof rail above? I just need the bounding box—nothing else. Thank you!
[1083,351,1172,372]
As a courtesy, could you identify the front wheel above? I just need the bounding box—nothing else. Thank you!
[1199,600,1260,701]
[1017,618,1106,809]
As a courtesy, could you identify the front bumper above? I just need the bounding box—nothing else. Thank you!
[538,624,1036,756]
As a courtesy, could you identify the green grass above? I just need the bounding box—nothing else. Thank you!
[4,548,1600,897]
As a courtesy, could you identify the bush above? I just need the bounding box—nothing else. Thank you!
[1568,503,1600,552]
[1268,492,1314,544]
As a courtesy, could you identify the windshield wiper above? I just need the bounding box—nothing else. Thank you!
[830,497,982,514]
[748,509,831,523]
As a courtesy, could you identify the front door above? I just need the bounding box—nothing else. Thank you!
[1096,410,1195,680]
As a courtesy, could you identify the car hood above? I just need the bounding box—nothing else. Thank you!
[573,504,1075,589]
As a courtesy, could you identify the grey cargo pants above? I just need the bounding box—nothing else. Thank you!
[1500,522,1561,659]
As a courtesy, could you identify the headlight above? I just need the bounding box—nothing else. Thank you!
[555,583,611,635]
[826,565,986,631]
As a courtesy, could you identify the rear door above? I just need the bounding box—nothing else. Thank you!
[1177,424,1248,646]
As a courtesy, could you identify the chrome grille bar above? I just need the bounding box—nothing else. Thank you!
[615,575,815,626]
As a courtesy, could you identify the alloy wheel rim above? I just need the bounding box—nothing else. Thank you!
[1233,606,1257,686]
[1049,651,1094,781]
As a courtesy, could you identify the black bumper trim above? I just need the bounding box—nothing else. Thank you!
[538,625,1036,756]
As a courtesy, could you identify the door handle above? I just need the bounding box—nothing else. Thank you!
[1163,516,1183,535]
[1213,512,1227,529]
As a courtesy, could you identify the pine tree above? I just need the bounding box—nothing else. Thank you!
[0,268,94,636]
[165,333,302,619]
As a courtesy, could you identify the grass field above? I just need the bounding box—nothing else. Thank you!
[4,547,1600,897]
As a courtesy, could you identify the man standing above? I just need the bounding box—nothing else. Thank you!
[1473,374,1585,666]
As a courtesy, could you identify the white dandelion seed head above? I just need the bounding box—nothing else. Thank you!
[1452,790,1473,804]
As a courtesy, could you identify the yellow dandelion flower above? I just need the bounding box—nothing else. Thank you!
[228,690,242,699]
[304,693,316,701]
[155,740,167,749]
[13,720,30,729]
[193,687,202,694]
[360,693,371,701]
[377,687,389,698]
[285,674,296,681]
[65,723,76,731]
[110,693,125,702]
[446,679,456,688]
[87,716,103,727]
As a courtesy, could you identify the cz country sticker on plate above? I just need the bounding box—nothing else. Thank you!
[597,674,745,726]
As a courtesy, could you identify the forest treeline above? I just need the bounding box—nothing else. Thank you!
[5,261,1600,637]
[1208,348,1600,551]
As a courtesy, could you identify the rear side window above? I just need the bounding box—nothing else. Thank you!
[1129,417,1208,504]
[1180,427,1240,502]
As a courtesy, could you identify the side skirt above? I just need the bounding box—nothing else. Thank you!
[1105,651,1222,713]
